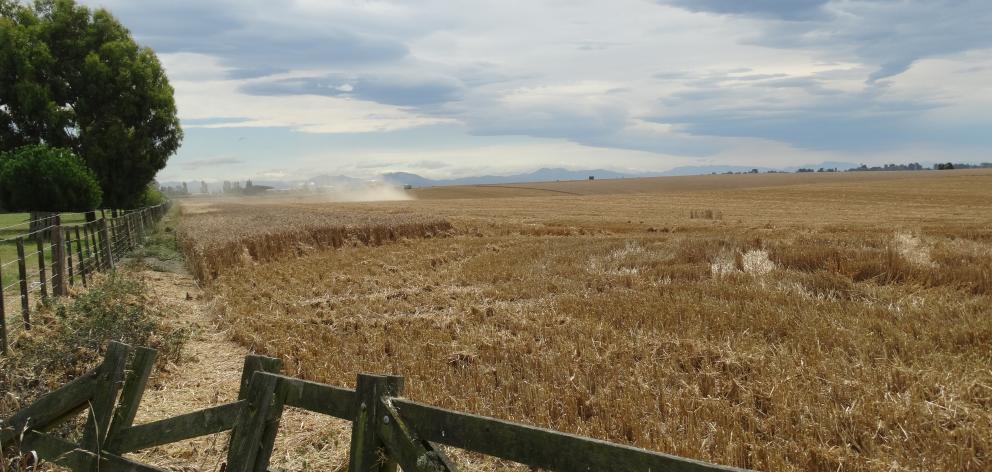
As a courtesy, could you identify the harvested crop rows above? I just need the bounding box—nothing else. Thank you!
[182,171,992,471]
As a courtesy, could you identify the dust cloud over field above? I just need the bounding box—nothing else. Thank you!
[179,170,992,471]
[322,181,413,202]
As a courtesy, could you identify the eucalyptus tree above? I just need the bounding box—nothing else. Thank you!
[0,0,182,214]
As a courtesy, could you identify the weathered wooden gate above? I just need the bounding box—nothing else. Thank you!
[1,342,751,471]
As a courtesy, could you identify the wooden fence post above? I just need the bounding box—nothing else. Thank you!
[115,215,122,257]
[237,355,284,400]
[81,341,130,451]
[349,374,405,472]
[124,214,134,250]
[64,228,74,288]
[0,255,6,355]
[86,221,100,272]
[253,366,297,472]
[129,212,136,240]
[122,214,130,251]
[51,215,65,297]
[100,218,115,270]
[16,238,30,329]
[107,214,117,257]
[35,237,48,300]
[252,380,287,472]
[119,214,127,251]
[380,375,405,472]
[226,373,279,472]
[105,347,158,453]
[74,226,87,287]
[108,215,115,252]
[114,215,122,261]
[226,355,283,472]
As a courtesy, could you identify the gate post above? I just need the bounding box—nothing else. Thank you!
[226,355,283,472]
[349,374,405,472]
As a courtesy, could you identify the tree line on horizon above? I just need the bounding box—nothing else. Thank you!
[777,162,990,174]
[846,162,992,172]
[160,180,273,197]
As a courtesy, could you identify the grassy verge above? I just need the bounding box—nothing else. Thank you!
[124,205,184,273]
[0,212,90,283]
[0,209,188,420]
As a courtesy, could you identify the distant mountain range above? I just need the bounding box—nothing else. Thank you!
[380,163,863,186]
[159,161,866,192]
[380,168,649,186]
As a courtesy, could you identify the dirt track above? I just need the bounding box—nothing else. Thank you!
[125,268,349,471]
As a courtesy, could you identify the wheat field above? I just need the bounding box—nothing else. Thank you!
[183,170,992,471]
[176,201,452,282]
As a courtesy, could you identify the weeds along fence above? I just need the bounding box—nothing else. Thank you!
[0,205,169,356]
[0,342,751,472]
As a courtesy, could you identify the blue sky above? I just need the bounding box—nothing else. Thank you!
[78,0,992,181]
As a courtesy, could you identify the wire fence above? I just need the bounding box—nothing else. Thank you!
[0,211,110,237]
[0,225,57,244]
[0,221,30,233]
[0,204,170,355]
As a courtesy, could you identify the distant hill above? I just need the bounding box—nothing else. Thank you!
[658,165,773,176]
[307,174,367,187]
[382,167,656,187]
[160,160,917,192]
[379,172,437,187]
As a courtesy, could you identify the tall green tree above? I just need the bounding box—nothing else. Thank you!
[0,0,182,210]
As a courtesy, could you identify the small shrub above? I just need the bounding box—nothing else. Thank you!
[0,144,102,212]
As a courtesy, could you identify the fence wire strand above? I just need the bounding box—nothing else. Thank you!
[19,224,58,239]
[3,204,167,354]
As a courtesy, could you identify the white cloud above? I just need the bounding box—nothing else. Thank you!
[161,53,451,133]
[78,0,992,180]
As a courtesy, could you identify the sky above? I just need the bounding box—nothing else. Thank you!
[78,0,992,182]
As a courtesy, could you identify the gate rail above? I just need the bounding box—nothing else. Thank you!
[1,342,751,472]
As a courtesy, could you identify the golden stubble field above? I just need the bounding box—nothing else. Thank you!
[178,170,992,471]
